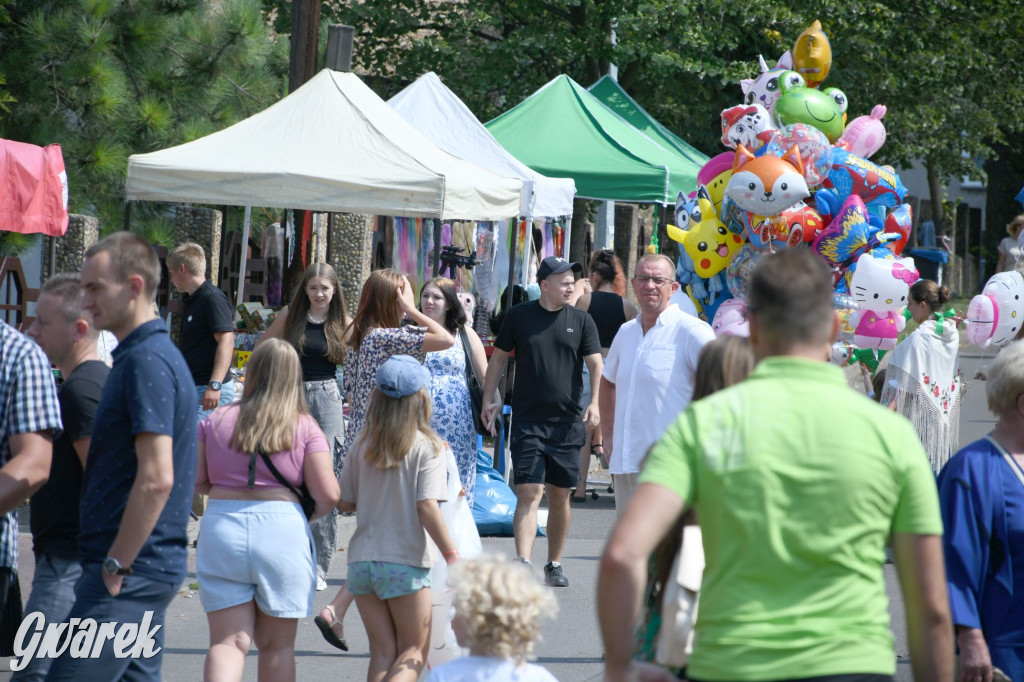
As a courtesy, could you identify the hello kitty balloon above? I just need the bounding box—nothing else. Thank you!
[847,254,918,350]
[966,271,1024,348]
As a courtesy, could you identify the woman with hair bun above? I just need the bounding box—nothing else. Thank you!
[571,249,637,503]
[996,214,1024,274]
[880,279,965,473]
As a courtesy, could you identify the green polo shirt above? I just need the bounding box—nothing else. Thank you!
[641,356,942,681]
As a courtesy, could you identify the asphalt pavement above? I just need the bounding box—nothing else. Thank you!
[0,344,998,681]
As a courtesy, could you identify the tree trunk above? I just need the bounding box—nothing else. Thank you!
[925,159,945,235]
[283,0,321,301]
[569,198,590,265]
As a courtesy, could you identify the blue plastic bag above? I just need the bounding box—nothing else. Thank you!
[472,448,543,537]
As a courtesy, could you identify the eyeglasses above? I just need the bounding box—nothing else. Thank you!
[633,275,673,287]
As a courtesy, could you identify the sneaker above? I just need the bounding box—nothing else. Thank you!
[316,575,328,591]
[513,557,532,567]
[544,562,569,587]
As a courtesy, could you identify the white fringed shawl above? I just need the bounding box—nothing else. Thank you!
[880,319,965,473]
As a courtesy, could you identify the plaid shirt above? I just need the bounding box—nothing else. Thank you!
[0,320,62,569]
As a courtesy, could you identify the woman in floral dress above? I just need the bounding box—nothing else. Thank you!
[419,277,490,505]
[313,269,455,653]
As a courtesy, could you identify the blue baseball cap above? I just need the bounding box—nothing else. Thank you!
[376,355,431,398]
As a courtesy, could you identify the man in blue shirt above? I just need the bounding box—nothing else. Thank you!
[48,232,197,681]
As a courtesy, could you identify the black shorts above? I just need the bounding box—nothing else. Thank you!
[688,671,897,675]
[510,419,585,488]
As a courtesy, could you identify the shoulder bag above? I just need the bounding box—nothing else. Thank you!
[251,445,316,520]
[655,525,704,668]
[458,327,499,437]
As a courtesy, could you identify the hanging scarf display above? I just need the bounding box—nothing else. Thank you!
[880,319,965,473]
[473,222,498,335]
[390,217,434,296]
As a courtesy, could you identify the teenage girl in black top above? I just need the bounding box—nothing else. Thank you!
[570,249,637,502]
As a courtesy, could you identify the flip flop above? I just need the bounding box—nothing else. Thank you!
[314,604,349,652]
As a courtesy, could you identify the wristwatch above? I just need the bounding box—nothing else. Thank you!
[208,380,222,391]
[103,557,132,576]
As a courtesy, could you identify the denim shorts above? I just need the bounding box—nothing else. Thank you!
[347,561,431,600]
[197,499,315,618]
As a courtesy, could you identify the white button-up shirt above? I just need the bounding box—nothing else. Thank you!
[602,304,715,475]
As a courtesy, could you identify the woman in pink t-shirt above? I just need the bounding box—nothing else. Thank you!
[195,339,340,682]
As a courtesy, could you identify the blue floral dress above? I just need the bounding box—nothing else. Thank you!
[424,343,477,505]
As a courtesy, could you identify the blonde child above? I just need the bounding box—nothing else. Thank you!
[426,555,558,682]
[337,355,459,682]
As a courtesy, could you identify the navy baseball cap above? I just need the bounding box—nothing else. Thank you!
[537,256,582,281]
[376,355,431,398]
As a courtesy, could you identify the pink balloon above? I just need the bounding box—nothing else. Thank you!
[838,105,887,158]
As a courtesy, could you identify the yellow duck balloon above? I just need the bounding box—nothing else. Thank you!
[793,20,832,88]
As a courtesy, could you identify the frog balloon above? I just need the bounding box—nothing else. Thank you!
[773,71,848,143]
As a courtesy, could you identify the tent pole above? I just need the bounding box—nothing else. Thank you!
[562,216,571,260]
[123,201,132,232]
[237,206,252,308]
[431,219,442,277]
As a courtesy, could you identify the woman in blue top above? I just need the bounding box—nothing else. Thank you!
[939,340,1024,682]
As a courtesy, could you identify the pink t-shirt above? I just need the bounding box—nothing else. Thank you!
[198,405,329,490]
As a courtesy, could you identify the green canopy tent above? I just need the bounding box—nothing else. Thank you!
[588,75,709,171]
[486,75,705,204]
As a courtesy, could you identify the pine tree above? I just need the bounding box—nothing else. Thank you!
[0,0,288,243]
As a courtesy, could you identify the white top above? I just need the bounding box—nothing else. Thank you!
[602,304,715,474]
[425,657,558,682]
[669,289,699,317]
[998,236,1024,273]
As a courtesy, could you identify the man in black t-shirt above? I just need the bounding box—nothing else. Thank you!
[21,275,109,682]
[168,243,236,423]
[482,256,603,587]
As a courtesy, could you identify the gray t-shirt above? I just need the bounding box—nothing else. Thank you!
[340,431,448,567]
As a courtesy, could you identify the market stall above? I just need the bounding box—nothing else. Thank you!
[486,74,705,204]
[387,71,577,321]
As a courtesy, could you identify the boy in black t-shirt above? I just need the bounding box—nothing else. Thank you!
[167,242,236,422]
[482,256,602,587]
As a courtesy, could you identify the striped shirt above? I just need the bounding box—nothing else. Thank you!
[0,320,62,568]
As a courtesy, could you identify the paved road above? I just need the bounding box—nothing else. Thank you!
[0,346,997,681]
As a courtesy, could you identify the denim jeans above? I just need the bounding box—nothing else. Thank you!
[45,564,179,682]
[10,554,82,681]
[304,379,344,581]
[195,379,236,423]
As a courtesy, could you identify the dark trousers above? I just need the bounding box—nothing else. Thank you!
[45,564,178,681]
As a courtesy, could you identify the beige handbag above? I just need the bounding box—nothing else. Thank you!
[655,525,704,668]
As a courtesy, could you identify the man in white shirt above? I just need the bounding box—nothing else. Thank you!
[599,254,715,514]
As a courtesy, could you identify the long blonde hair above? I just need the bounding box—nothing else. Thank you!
[231,339,309,453]
[360,386,442,468]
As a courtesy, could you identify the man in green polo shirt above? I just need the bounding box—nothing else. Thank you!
[597,248,954,682]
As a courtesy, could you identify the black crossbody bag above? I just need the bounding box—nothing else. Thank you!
[248,446,316,520]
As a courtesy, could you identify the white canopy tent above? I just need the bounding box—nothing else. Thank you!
[387,72,576,219]
[125,69,522,221]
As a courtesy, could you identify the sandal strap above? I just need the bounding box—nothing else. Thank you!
[323,604,341,626]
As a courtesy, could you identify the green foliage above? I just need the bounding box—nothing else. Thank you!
[0,0,289,235]
[0,231,40,257]
[316,0,1024,185]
